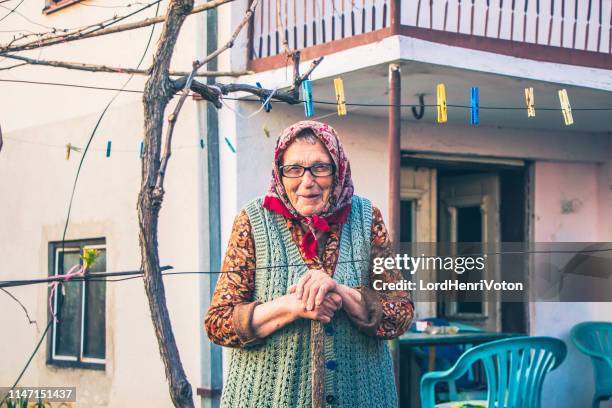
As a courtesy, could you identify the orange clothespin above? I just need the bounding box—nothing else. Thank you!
[437,83,447,123]
[334,78,347,116]
[525,87,535,118]
[558,89,573,126]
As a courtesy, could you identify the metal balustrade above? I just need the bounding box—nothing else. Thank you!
[247,0,611,69]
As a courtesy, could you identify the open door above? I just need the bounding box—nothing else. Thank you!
[438,173,501,332]
[400,166,437,320]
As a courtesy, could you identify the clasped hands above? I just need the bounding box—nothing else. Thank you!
[287,269,344,324]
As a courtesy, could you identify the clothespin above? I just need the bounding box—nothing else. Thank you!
[200,138,205,149]
[437,83,447,123]
[65,143,80,160]
[224,137,236,153]
[558,89,574,126]
[301,80,314,118]
[524,87,535,117]
[470,86,479,125]
[256,82,272,112]
[263,126,271,138]
[334,78,347,116]
[106,141,112,158]
[139,141,144,159]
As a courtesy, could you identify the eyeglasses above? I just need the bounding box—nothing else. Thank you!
[279,163,336,178]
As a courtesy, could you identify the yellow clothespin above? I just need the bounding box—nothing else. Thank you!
[65,143,81,160]
[525,87,535,117]
[437,83,447,123]
[558,89,573,126]
[334,78,347,116]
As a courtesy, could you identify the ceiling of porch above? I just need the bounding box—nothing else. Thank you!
[307,61,612,134]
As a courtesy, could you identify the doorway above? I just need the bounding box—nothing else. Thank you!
[398,154,530,408]
[399,153,529,334]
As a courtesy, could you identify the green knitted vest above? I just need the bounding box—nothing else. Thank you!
[221,195,397,408]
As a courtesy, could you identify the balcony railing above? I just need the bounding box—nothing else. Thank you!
[249,0,391,59]
[248,0,612,70]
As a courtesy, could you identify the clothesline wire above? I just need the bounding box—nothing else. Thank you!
[0,78,611,111]
[2,246,612,289]
[3,135,199,151]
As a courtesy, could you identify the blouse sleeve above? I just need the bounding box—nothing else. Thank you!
[204,210,263,348]
[351,206,414,339]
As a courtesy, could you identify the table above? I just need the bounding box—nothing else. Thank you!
[399,331,522,347]
[398,331,523,407]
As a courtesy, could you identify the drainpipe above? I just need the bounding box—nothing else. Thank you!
[388,63,401,398]
[198,1,222,407]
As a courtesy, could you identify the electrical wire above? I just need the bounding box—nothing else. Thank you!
[0,0,23,24]
[0,78,143,92]
[79,1,153,8]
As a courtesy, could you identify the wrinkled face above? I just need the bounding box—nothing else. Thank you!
[281,138,334,217]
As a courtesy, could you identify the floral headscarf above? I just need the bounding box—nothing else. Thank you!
[263,120,354,259]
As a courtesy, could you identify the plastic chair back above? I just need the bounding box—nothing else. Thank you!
[421,336,567,408]
[571,322,612,399]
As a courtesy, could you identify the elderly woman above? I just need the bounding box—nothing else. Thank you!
[205,120,413,407]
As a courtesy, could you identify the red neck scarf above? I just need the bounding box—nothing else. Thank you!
[263,196,351,259]
[264,120,355,259]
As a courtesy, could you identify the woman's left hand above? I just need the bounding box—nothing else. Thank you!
[289,269,338,311]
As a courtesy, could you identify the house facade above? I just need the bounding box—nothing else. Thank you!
[1,0,611,407]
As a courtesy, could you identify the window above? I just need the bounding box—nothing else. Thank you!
[48,238,106,369]
[43,0,81,14]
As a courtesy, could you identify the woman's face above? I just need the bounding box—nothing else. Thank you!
[281,138,334,217]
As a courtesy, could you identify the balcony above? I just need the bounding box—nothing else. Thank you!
[247,0,612,71]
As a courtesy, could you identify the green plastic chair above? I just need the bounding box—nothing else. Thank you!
[571,322,612,408]
[420,336,567,408]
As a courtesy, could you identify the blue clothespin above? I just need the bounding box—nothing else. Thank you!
[470,86,479,125]
[106,141,112,157]
[256,82,272,112]
[139,141,144,159]
[301,80,314,117]
[200,138,205,149]
[224,137,236,153]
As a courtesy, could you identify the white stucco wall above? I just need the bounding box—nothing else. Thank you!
[0,1,215,406]
[225,101,609,217]
[533,160,612,408]
[0,98,206,407]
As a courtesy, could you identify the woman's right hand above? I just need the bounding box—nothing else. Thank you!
[291,291,343,324]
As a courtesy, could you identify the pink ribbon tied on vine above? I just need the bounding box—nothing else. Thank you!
[48,264,85,323]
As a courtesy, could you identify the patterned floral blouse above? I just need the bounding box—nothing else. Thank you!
[205,206,414,347]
